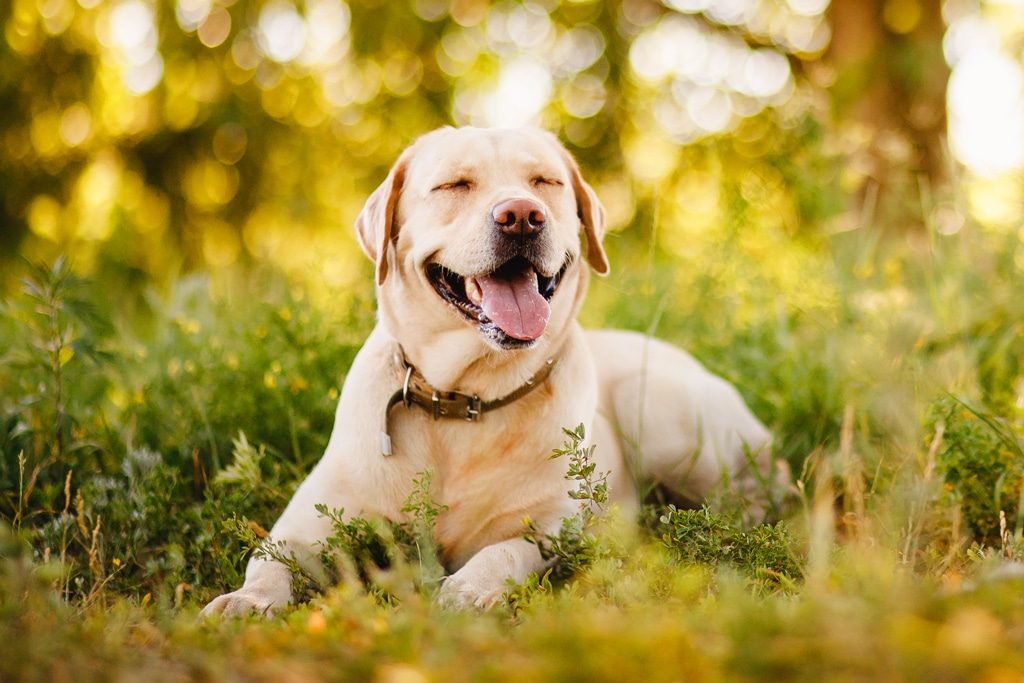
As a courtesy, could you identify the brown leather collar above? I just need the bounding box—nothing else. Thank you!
[380,351,557,456]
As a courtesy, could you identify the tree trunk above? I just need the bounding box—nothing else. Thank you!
[825,0,950,228]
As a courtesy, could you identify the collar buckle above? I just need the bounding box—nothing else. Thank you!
[466,395,482,422]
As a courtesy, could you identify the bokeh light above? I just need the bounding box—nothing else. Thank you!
[627,3,818,143]
[104,0,164,94]
[258,1,306,63]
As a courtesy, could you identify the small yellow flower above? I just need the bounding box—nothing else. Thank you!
[374,663,429,683]
[247,520,269,538]
[328,387,339,400]
[112,557,121,568]
[263,372,276,389]
[277,307,292,322]
[270,360,282,373]
[107,387,129,409]
[176,317,200,335]
[307,610,327,634]
[225,353,239,369]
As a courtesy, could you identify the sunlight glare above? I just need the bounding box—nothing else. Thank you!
[302,0,350,66]
[175,0,212,32]
[464,58,554,128]
[946,17,1024,176]
[107,0,163,94]
[629,13,794,141]
[258,1,307,63]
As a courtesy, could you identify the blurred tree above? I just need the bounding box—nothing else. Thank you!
[824,0,950,228]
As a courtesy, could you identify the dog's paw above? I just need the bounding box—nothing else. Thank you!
[200,587,289,618]
[437,571,506,610]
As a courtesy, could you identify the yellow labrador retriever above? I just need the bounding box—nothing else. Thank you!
[202,126,780,615]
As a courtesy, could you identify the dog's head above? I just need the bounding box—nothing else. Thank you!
[355,126,608,352]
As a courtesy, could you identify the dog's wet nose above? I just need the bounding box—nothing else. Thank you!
[491,198,546,239]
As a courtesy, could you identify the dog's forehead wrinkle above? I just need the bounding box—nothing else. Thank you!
[413,127,567,183]
[492,141,564,178]
[427,162,480,185]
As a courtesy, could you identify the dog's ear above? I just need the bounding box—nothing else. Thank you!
[355,154,409,286]
[561,148,610,275]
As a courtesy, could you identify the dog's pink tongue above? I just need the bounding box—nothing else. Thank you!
[476,268,550,341]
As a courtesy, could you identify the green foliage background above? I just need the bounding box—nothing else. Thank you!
[3,0,1024,680]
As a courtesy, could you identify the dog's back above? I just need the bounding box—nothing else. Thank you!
[585,329,784,519]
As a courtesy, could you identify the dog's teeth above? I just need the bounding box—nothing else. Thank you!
[466,278,483,305]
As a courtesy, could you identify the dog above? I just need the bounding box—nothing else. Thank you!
[201,126,781,615]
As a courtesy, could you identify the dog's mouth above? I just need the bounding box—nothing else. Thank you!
[426,255,570,348]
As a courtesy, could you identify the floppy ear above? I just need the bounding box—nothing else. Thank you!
[355,155,409,286]
[561,149,610,275]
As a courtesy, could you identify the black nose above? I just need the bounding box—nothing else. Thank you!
[490,198,546,239]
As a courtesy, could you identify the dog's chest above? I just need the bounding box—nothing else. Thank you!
[392,413,571,568]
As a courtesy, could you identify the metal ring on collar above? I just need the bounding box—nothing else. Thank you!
[402,365,414,407]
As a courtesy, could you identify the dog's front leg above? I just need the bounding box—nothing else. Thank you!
[200,554,294,617]
[438,537,547,609]
[200,458,352,617]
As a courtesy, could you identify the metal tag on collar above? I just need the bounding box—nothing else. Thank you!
[431,390,441,419]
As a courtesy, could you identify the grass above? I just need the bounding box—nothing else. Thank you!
[3,194,1024,680]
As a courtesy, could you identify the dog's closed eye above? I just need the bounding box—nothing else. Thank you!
[531,176,563,188]
[432,179,474,192]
